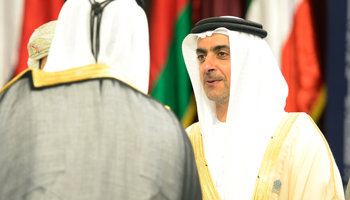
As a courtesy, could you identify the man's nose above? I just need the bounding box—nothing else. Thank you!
[202,55,216,72]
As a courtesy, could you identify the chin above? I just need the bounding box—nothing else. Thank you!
[206,94,221,102]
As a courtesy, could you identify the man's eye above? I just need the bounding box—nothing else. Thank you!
[218,52,228,57]
[197,55,205,61]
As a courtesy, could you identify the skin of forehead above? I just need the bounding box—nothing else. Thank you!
[196,33,230,53]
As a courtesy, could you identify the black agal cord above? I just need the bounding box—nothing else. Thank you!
[88,0,115,62]
[191,17,268,38]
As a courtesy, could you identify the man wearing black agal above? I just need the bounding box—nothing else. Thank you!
[182,16,344,200]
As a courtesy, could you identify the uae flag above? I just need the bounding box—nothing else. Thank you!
[0,0,64,88]
[149,0,196,127]
[246,0,326,123]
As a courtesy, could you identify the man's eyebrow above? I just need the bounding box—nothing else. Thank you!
[211,45,230,52]
[196,48,207,54]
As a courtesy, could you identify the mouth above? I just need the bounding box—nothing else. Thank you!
[205,79,221,86]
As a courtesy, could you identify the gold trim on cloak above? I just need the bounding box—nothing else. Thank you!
[190,122,222,200]
[0,68,31,94]
[253,113,339,199]
[0,64,143,94]
[189,113,300,200]
[308,115,338,199]
[252,113,299,199]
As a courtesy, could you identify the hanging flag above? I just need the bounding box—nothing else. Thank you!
[246,0,325,123]
[13,0,64,77]
[200,0,245,20]
[192,0,246,26]
[149,0,196,128]
[0,1,25,88]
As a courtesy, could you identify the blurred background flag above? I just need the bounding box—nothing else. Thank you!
[0,0,64,88]
[0,0,347,187]
[246,0,326,123]
[192,0,245,23]
[149,0,196,128]
[0,1,24,88]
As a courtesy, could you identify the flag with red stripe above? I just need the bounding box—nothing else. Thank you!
[149,0,196,127]
[0,0,64,89]
[14,0,64,77]
[246,0,325,123]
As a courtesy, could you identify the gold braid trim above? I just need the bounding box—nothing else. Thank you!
[308,116,338,200]
[0,64,143,95]
[190,123,221,200]
[252,113,300,200]
[0,69,31,94]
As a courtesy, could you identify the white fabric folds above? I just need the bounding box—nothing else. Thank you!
[44,0,150,94]
[182,17,288,199]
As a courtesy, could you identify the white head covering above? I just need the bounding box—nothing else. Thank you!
[27,21,56,69]
[44,0,150,93]
[182,17,288,199]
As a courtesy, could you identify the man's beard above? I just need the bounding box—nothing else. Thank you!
[203,72,230,105]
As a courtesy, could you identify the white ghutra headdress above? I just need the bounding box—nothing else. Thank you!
[182,16,288,199]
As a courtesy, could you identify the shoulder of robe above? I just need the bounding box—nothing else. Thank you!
[295,112,345,199]
[161,105,181,119]
[185,122,199,137]
[0,65,179,123]
[280,112,344,200]
[286,112,326,144]
[292,112,321,133]
[290,112,311,120]
[286,112,318,131]
[0,64,146,95]
[0,69,32,94]
[289,112,337,173]
[278,112,329,159]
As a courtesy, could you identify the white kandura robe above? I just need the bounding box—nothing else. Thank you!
[186,113,345,200]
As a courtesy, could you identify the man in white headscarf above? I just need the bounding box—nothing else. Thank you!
[0,0,202,199]
[27,20,56,70]
[182,17,344,200]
